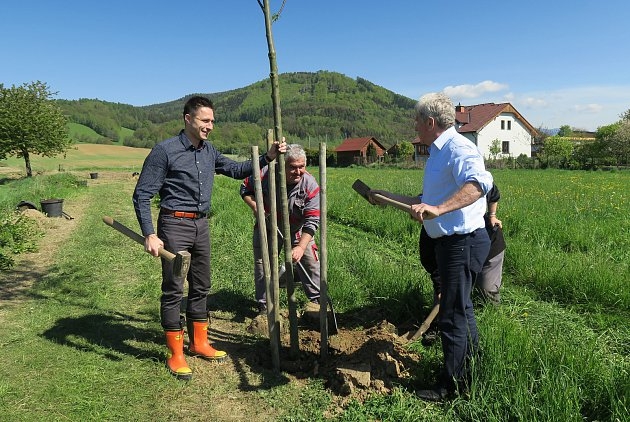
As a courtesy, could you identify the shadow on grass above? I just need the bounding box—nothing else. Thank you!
[41,312,163,362]
[40,291,292,392]
[205,289,292,390]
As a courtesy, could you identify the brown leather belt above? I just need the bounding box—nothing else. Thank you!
[161,209,206,219]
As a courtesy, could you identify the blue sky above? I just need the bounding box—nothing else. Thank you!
[2,1,628,131]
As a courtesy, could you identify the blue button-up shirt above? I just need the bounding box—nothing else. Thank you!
[422,127,493,238]
[133,130,267,236]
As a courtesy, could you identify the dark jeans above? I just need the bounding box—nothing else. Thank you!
[434,228,490,390]
[158,215,210,330]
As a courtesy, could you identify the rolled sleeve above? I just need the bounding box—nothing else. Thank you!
[452,144,493,195]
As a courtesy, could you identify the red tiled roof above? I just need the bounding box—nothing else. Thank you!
[411,136,426,146]
[335,137,386,152]
[456,103,537,135]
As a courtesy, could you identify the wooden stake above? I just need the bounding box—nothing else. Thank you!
[319,143,329,358]
[252,145,279,372]
[266,129,281,353]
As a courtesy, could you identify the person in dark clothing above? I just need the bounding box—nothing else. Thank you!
[132,96,285,380]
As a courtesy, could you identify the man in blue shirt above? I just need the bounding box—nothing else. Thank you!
[133,96,285,380]
[370,92,493,400]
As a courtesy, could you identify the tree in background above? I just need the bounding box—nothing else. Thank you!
[398,141,414,160]
[595,122,623,166]
[598,120,630,167]
[541,136,574,168]
[489,138,501,160]
[557,125,573,137]
[0,81,70,177]
[386,141,413,162]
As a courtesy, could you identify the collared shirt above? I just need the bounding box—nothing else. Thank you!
[240,167,321,240]
[133,130,267,236]
[422,127,493,238]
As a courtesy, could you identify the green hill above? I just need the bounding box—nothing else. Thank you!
[57,71,417,153]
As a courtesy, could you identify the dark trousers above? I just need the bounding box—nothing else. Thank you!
[434,228,490,390]
[253,229,320,304]
[158,215,210,330]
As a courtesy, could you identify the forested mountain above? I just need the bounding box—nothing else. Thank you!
[57,71,417,154]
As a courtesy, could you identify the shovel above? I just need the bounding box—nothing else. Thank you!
[276,228,339,334]
[352,179,440,343]
[397,303,439,344]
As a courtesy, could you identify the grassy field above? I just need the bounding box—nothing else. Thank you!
[0,146,628,421]
[1,143,150,174]
[68,123,134,145]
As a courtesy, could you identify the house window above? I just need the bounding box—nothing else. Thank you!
[501,120,505,130]
[507,120,512,130]
[502,141,510,154]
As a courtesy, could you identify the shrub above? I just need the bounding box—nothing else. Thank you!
[0,212,42,270]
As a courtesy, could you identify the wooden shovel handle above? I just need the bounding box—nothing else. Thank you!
[102,216,176,261]
[408,303,440,341]
[352,179,412,213]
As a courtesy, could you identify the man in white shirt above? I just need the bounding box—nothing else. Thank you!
[370,92,493,401]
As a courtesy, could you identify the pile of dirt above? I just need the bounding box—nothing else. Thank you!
[241,306,422,403]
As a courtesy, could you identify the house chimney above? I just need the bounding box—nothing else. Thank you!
[455,103,465,113]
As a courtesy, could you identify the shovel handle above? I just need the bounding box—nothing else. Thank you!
[408,303,440,342]
[102,216,176,261]
[352,179,412,213]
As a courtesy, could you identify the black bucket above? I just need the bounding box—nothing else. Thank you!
[90,172,99,179]
[41,199,64,217]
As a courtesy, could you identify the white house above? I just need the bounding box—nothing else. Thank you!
[413,102,537,162]
[455,103,537,159]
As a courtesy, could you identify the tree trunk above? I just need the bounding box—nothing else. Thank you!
[21,146,32,177]
[261,0,298,356]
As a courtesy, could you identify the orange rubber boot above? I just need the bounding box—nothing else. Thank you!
[187,319,227,361]
[165,330,192,380]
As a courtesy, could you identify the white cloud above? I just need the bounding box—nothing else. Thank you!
[519,96,548,108]
[572,103,603,113]
[443,80,509,99]
[510,85,630,130]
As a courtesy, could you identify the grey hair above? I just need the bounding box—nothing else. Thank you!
[285,143,306,162]
[414,92,455,129]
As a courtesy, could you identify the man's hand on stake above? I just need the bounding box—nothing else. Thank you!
[266,136,287,161]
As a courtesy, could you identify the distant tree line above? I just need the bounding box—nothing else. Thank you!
[533,116,630,170]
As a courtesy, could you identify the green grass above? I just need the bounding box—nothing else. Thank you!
[67,122,134,145]
[0,167,628,421]
[118,127,134,144]
[1,143,149,173]
[68,122,102,141]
